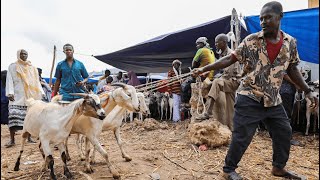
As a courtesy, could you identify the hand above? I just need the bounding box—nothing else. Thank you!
[8,94,14,101]
[305,91,318,109]
[192,67,204,76]
[75,81,84,87]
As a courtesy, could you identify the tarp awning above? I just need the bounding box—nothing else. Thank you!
[94,15,249,73]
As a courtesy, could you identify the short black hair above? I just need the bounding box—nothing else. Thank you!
[37,68,42,73]
[63,43,74,51]
[106,76,113,83]
[105,69,111,75]
[262,1,283,15]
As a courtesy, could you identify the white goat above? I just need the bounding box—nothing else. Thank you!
[168,95,173,120]
[14,93,105,180]
[65,83,139,178]
[88,92,149,166]
[305,91,319,135]
[161,92,169,120]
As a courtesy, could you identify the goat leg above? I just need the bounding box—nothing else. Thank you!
[88,136,120,179]
[75,134,86,161]
[14,131,29,171]
[114,127,132,161]
[306,110,310,136]
[84,137,94,173]
[58,143,72,179]
[64,136,71,161]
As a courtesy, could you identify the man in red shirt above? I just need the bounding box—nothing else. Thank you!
[193,1,317,179]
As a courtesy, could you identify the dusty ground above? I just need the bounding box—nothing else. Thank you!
[1,119,319,180]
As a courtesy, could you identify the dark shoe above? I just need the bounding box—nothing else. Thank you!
[223,171,243,180]
[5,141,15,148]
[272,167,306,180]
[290,139,301,146]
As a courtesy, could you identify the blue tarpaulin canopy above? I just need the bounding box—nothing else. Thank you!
[94,15,249,73]
[244,7,319,64]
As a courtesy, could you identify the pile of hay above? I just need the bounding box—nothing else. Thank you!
[188,119,231,148]
[132,118,169,131]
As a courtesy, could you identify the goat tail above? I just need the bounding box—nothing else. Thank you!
[26,98,36,107]
[51,95,63,103]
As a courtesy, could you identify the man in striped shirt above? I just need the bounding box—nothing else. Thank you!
[168,59,182,122]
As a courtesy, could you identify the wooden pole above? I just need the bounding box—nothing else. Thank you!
[49,45,56,87]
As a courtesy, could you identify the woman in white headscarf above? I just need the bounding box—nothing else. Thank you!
[5,49,44,147]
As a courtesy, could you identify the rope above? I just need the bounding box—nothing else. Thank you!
[195,77,206,116]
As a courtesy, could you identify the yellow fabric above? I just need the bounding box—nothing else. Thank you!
[15,49,42,100]
[193,48,215,80]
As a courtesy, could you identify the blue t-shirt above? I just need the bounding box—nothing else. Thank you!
[54,59,89,101]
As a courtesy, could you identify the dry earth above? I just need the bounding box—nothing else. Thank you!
[1,119,319,180]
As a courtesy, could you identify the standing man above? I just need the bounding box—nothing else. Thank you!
[193,1,317,179]
[5,49,44,147]
[97,69,111,92]
[53,44,89,101]
[192,37,215,81]
[168,59,183,122]
[196,34,241,130]
[37,68,52,102]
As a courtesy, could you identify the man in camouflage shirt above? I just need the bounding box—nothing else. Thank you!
[193,1,318,180]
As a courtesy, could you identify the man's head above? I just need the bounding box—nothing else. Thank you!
[105,69,111,77]
[106,76,113,83]
[172,59,182,70]
[63,43,74,59]
[196,37,209,49]
[215,34,228,52]
[260,1,283,37]
[117,71,123,78]
[19,49,28,61]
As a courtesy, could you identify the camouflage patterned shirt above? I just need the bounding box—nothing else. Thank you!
[233,31,300,107]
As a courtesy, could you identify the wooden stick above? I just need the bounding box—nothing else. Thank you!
[163,151,188,171]
[79,171,94,180]
[49,45,57,87]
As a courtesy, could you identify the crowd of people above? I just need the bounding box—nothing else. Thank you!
[0,1,318,180]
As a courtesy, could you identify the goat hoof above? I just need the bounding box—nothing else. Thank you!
[80,157,85,161]
[112,173,120,179]
[13,166,19,171]
[124,157,132,162]
[64,171,72,179]
[85,167,94,174]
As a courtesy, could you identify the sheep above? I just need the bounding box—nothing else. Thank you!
[305,91,319,135]
[161,92,170,120]
[13,93,106,180]
[65,83,139,178]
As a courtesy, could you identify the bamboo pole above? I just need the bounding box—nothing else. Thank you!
[49,45,56,87]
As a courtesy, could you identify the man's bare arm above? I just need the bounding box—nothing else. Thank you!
[194,54,237,75]
[286,64,309,92]
[53,78,61,96]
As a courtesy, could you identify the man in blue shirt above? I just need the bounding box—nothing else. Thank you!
[53,44,89,101]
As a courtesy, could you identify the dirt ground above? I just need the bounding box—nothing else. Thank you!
[1,119,319,180]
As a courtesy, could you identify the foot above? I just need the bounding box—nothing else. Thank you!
[290,139,301,146]
[272,167,306,180]
[5,141,15,148]
[195,113,210,120]
[27,137,36,143]
[223,171,243,180]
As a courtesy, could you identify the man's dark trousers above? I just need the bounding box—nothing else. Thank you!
[223,94,292,173]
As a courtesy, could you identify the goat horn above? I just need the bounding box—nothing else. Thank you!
[70,93,88,97]
[111,83,127,89]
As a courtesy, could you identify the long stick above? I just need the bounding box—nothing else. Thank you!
[49,45,56,87]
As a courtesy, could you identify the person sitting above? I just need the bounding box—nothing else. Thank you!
[98,76,115,94]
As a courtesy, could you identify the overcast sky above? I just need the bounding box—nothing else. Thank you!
[1,0,307,77]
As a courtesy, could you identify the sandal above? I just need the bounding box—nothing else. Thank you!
[272,170,307,180]
[5,141,15,148]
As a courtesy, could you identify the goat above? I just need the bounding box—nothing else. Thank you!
[88,92,149,165]
[155,91,162,119]
[305,91,319,135]
[161,92,169,120]
[14,93,105,180]
[65,83,139,178]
